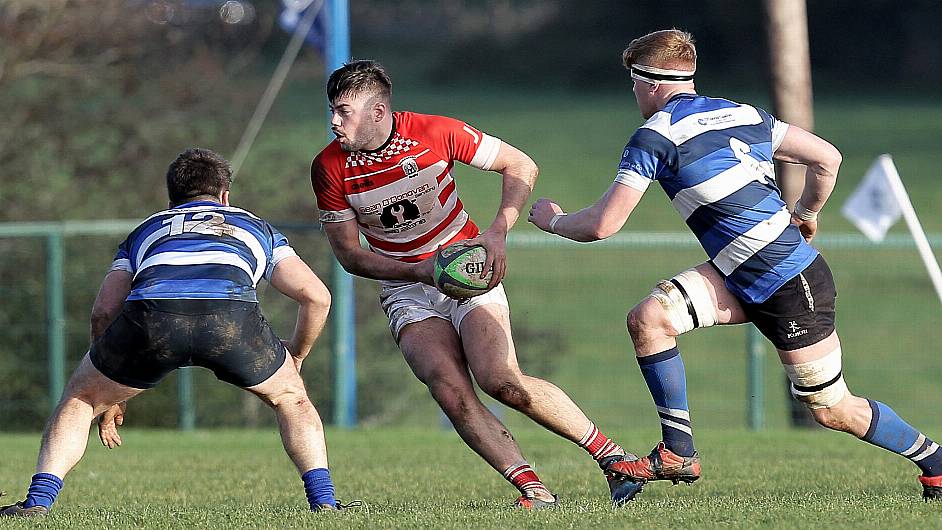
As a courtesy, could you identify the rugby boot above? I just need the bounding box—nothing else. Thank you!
[0,501,49,517]
[313,499,363,512]
[919,475,942,501]
[513,492,559,510]
[604,442,700,485]
[599,454,645,506]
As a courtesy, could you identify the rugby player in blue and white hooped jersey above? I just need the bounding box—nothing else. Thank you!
[1,149,348,517]
[529,29,942,501]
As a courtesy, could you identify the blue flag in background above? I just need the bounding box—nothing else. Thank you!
[279,0,326,54]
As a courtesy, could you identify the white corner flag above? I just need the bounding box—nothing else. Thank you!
[841,155,902,242]
[842,154,942,307]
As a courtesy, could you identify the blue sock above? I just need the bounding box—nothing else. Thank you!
[22,473,63,510]
[638,347,695,457]
[862,400,942,476]
[301,468,336,510]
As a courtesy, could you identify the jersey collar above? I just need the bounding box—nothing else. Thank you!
[666,92,698,104]
[175,199,223,208]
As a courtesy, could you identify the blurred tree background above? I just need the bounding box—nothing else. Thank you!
[0,0,939,429]
[3,0,939,221]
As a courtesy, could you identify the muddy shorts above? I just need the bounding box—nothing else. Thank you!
[90,299,286,389]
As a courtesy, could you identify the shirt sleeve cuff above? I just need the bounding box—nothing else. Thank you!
[266,245,299,280]
[110,258,132,273]
[614,169,652,192]
[318,208,356,223]
[469,134,501,170]
[771,121,790,152]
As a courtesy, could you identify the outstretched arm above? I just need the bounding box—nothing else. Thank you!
[269,256,331,371]
[323,219,436,285]
[774,125,842,241]
[529,182,644,242]
[90,270,131,340]
[465,141,538,287]
[91,270,131,448]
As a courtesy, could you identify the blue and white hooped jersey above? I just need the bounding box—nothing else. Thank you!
[615,94,818,304]
[110,200,297,302]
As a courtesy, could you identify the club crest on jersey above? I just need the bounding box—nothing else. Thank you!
[401,157,419,178]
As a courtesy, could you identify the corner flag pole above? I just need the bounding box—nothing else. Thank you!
[324,0,356,428]
[879,154,942,307]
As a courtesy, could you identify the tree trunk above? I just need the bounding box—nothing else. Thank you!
[765,0,819,429]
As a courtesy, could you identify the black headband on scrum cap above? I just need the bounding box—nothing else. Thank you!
[630,63,695,84]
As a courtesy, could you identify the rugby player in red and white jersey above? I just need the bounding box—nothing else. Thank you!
[311,60,643,508]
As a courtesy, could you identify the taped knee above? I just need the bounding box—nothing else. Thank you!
[650,269,718,335]
[784,347,848,409]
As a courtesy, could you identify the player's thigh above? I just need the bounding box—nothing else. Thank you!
[64,353,144,413]
[689,262,748,325]
[244,354,307,407]
[639,262,748,330]
[398,317,472,389]
[458,302,522,380]
[777,330,840,365]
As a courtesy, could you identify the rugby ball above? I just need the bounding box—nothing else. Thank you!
[434,244,493,299]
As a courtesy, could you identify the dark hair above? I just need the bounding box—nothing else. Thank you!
[326,59,392,103]
[165,148,232,205]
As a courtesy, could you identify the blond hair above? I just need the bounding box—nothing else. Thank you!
[623,29,697,71]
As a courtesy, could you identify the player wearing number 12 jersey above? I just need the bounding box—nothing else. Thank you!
[312,60,642,508]
[2,148,348,517]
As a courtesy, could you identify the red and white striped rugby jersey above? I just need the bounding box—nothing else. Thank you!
[311,112,501,262]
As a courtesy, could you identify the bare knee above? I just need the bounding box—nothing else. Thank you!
[261,385,313,411]
[627,298,674,344]
[808,394,870,434]
[478,374,531,410]
[811,407,853,431]
[427,379,477,419]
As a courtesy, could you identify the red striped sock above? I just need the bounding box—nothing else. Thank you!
[578,423,626,461]
[502,462,551,497]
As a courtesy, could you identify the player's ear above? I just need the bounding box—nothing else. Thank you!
[372,99,387,123]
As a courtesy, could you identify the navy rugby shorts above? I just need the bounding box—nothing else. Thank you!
[739,255,837,351]
[90,299,286,389]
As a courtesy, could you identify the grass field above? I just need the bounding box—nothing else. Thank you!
[1,427,939,528]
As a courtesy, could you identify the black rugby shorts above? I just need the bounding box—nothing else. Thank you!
[740,255,837,351]
[90,299,286,389]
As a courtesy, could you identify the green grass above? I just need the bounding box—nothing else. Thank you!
[1,428,939,528]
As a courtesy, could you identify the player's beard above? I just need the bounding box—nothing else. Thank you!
[339,122,381,152]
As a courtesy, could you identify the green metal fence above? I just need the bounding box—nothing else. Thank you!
[1,220,940,432]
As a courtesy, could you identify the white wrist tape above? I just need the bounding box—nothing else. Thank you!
[793,202,819,222]
[549,213,567,233]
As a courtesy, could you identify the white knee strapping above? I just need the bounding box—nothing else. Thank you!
[784,347,848,409]
[650,269,718,335]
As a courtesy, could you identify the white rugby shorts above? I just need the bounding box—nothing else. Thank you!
[379,281,509,341]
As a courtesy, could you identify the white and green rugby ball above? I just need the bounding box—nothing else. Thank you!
[434,243,493,299]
